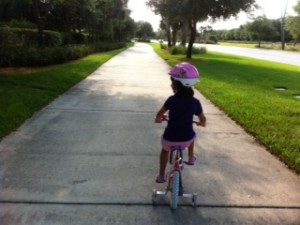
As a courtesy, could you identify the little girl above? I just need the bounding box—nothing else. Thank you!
[155,63,206,183]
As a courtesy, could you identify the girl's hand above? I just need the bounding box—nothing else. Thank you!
[155,115,167,123]
[155,116,162,123]
[155,107,168,123]
[196,121,206,127]
[196,114,206,127]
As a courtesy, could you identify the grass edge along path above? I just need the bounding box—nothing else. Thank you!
[150,43,300,174]
[0,43,132,140]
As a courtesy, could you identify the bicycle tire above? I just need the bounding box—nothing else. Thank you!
[152,189,157,205]
[170,171,180,209]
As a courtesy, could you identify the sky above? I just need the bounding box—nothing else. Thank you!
[127,0,299,31]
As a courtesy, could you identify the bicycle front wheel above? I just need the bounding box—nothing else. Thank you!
[170,171,180,209]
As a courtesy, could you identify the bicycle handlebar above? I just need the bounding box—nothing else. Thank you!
[156,115,203,126]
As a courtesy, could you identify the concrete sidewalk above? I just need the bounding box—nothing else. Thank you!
[0,43,299,225]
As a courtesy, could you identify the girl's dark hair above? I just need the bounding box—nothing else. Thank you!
[171,78,194,97]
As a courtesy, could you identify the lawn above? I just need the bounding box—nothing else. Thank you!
[219,41,300,52]
[0,44,132,140]
[150,43,300,174]
[218,41,256,48]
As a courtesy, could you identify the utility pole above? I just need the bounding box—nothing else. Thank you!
[280,0,289,50]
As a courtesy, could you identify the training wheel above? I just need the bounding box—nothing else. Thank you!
[152,189,157,205]
[192,194,197,207]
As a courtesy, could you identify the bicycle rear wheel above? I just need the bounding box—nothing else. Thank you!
[170,171,180,209]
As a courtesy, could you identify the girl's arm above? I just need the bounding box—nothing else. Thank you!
[196,113,206,127]
[155,106,168,123]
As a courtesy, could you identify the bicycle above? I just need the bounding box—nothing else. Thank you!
[152,119,198,209]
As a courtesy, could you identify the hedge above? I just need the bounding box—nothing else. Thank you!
[160,44,207,55]
[0,27,62,47]
[0,42,126,67]
[0,27,127,67]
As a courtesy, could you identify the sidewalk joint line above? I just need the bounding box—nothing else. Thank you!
[0,200,299,209]
[46,107,156,114]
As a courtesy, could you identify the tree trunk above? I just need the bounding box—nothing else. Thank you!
[166,24,172,47]
[172,27,178,46]
[37,22,44,47]
[186,20,197,59]
[280,18,285,50]
[181,20,188,46]
[32,0,43,47]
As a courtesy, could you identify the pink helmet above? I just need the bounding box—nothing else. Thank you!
[168,63,199,87]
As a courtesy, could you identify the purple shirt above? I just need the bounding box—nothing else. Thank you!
[163,95,203,142]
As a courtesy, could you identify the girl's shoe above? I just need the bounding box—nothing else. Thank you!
[184,156,196,165]
[155,175,166,183]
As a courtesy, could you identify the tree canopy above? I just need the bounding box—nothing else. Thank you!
[285,0,300,44]
[147,0,256,58]
[246,16,278,47]
[0,0,133,42]
[135,21,155,39]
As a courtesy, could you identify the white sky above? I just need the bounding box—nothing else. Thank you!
[128,0,299,31]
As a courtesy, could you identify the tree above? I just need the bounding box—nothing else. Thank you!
[0,0,60,46]
[285,1,300,45]
[46,0,96,32]
[147,0,181,46]
[198,26,212,42]
[0,0,34,22]
[32,0,61,46]
[239,26,251,41]
[123,17,136,40]
[246,16,278,47]
[0,0,131,43]
[147,0,256,58]
[135,21,155,39]
[285,16,300,44]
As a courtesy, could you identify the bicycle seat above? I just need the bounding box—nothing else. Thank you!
[170,145,186,151]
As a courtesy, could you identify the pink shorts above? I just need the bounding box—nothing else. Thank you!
[161,136,196,152]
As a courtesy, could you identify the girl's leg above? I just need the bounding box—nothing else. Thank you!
[188,141,194,158]
[159,149,169,176]
[186,141,196,165]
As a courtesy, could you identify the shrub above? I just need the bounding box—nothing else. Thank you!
[72,32,85,44]
[90,42,126,52]
[9,19,36,29]
[62,32,86,45]
[0,27,127,67]
[0,27,20,46]
[170,45,186,54]
[167,45,207,55]
[160,43,167,49]
[192,46,207,54]
[0,27,62,47]
[208,35,218,43]
[136,38,151,42]
[43,30,62,46]
[0,41,126,67]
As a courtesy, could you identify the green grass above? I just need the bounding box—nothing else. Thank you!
[219,42,256,48]
[150,43,300,174]
[0,43,132,140]
[219,41,300,52]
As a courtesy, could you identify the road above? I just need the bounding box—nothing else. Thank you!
[0,43,300,225]
[195,43,300,67]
